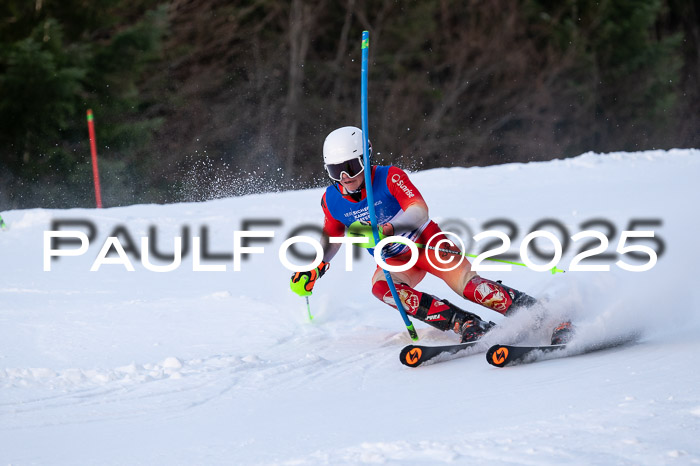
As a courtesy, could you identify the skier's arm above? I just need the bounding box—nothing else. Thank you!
[320,192,346,262]
[382,167,429,235]
[290,194,341,297]
[382,203,429,236]
[320,229,342,262]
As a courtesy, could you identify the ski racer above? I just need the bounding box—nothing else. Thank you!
[290,126,572,344]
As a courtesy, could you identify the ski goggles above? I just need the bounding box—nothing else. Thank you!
[325,157,365,181]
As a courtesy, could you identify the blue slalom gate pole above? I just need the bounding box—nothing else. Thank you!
[361,31,419,341]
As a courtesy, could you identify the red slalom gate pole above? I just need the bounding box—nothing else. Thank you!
[86,109,103,208]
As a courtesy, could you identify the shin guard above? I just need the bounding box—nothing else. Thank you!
[372,281,455,331]
[463,276,536,316]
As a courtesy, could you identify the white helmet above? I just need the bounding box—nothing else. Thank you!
[323,126,371,181]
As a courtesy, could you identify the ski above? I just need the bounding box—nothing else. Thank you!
[400,341,480,368]
[486,333,641,368]
[486,343,565,367]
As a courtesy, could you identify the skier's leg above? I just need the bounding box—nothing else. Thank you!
[415,222,537,316]
[460,271,573,342]
[371,267,494,342]
[417,228,571,339]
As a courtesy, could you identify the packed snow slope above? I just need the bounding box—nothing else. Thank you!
[1,149,700,465]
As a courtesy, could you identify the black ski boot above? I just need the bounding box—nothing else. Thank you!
[448,302,496,343]
[502,281,538,316]
[551,321,575,345]
[457,318,496,343]
[392,290,496,342]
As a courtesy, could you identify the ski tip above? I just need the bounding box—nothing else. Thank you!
[486,344,511,368]
[399,345,424,368]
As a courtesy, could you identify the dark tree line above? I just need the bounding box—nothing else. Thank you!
[1,0,698,209]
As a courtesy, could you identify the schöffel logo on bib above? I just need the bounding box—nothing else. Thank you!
[391,174,415,198]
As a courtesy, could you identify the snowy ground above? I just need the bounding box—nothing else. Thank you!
[1,149,699,465]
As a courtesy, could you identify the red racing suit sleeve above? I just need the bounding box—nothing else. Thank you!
[384,166,429,234]
[321,192,346,237]
[385,166,427,210]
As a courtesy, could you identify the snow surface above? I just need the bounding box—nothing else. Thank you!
[1,149,699,465]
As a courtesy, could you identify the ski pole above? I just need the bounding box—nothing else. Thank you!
[305,296,314,321]
[361,30,419,341]
[414,242,565,275]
